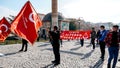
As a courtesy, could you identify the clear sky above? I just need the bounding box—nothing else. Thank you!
[0,0,120,23]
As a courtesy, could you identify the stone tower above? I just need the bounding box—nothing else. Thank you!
[52,0,58,28]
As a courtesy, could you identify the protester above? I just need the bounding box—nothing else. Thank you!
[91,27,96,49]
[96,30,100,45]
[98,25,108,61]
[80,39,84,47]
[118,29,120,62]
[49,26,60,66]
[105,25,120,68]
[19,39,28,52]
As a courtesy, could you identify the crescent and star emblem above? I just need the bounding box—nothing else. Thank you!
[29,13,35,23]
[0,24,8,34]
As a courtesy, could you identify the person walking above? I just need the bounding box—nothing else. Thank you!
[49,26,60,66]
[19,39,28,52]
[105,25,120,68]
[98,25,108,61]
[91,27,96,49]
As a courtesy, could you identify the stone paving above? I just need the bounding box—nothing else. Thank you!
[0,40,120,68]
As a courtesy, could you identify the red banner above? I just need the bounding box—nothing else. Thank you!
[60,31,91,40]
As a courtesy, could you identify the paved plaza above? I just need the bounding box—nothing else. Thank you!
[0,40,120,68]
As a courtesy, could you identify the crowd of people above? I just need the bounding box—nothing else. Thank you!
[18,25,120,67]
[90,25,120,68]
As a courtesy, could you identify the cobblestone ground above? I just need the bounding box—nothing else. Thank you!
[0,40,120,68]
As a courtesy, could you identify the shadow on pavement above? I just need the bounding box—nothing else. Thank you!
[92,59,104,68]
[86,44,100,48]
[70,46,82,51]
[81,50,94,59]
[45,48,84,56]
[41,63,57,68]
[86,44,92,48]
[74,41,80,46]
[38,43,50,47]
[0,52,21,57]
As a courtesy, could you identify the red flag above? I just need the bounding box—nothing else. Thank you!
[11,1,42,44]
[0,17,11,42]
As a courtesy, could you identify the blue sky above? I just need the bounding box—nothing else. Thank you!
[0,0,120,23]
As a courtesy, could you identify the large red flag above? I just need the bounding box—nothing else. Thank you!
[11,1,42,44]
[0,17,11,42]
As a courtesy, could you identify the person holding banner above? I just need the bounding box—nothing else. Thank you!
[91,27,96,49]
[49,26,60,66]
[98,25,108,61]
[19,39,28,52]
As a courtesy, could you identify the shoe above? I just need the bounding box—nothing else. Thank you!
[24,50,27,52]
[100,56,104,59]
[107,63,111,68]
[100,56,104,61]
[101,58,104,61]
[54,62,60,66]
[19,50,23,52]
[52,60,56,63]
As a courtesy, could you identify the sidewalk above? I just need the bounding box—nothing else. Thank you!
[0,40,120,68]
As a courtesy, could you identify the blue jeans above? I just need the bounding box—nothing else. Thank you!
[108,46,119,68]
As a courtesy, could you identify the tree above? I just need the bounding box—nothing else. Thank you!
[69,21,77,30]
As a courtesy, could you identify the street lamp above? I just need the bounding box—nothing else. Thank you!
[78,17,84,30]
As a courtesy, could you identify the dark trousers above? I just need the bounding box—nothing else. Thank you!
[21,43,28,51]
[108,47,119,68]
[91,39,95,49]
[52,43,60,63]
[60,39,62,45]
[80,39,84,46]
[99,41,106,59]
[21,40,28,51]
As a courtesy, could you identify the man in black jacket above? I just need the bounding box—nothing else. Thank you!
[49,26,60,66]
[91,27,96,49]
